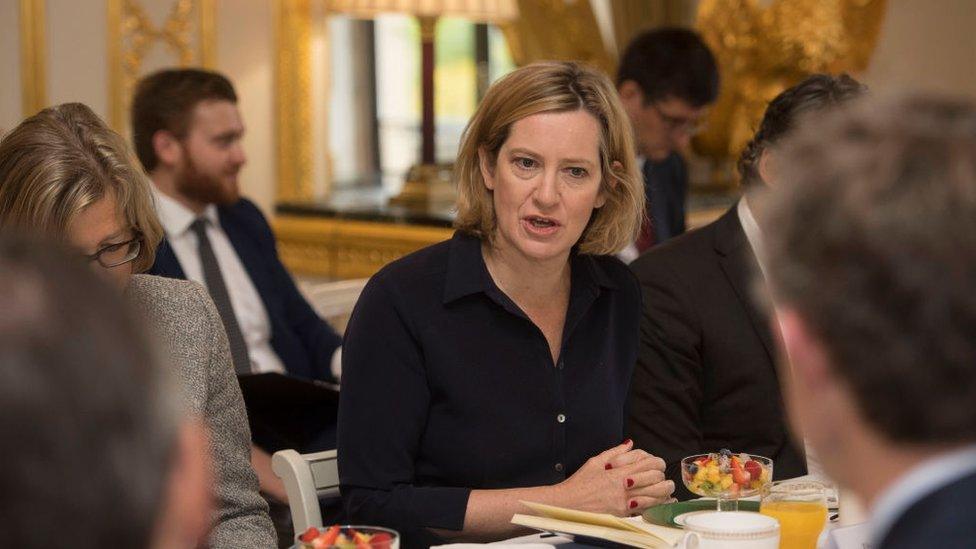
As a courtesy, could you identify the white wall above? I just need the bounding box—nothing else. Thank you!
[47,0,108,117]
[0,0,23,133]
[863,0,976,98]
[215,0,276,217]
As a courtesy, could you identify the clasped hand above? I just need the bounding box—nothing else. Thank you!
[555,439,675,516]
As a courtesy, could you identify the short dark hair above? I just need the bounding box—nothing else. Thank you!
[737,73,866,187]
[130,67,237,172]
[761,95,976,444]
[0,235,180,548]
[616,27,719,108]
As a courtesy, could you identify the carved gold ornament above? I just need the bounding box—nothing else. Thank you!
[694,0,887,185]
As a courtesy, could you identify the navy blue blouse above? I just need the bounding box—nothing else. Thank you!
[337,232,640,546]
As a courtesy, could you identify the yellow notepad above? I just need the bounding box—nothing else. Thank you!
[511,501,683,548]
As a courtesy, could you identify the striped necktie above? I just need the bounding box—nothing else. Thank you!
[190,217,251,374]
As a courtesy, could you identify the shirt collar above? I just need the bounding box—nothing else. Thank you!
[737,196,768,280]
[869,444,976,545]
[152,186,219,237]
[442,231,618,305]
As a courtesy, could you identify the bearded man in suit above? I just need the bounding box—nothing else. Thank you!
[131,68,342,536]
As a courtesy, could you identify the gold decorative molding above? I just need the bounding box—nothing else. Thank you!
[107,0,216,132]
[19,0,47,116]
[274,216,454,279]
[274,0,314,203]
[694,0,887,186]
[501,0,613,74]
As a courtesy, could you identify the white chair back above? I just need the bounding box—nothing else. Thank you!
[300,278,369,334]
[271,449,339,533]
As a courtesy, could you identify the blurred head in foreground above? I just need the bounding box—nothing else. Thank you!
[0,236,212,548]
[760,95,976,510]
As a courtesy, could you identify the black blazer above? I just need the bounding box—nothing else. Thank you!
[881,470,976,548]
[149,198,342,383]
[626,204,805,499]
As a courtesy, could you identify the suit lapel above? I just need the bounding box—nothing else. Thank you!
[713,204,778,368]
[217,206,277,316]
[153,237,187,279]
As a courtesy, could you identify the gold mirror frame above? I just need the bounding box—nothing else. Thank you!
[106,0,216,132]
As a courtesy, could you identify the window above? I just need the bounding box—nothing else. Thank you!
[325,14,515,194]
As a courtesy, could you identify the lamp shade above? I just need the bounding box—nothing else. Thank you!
[328,0,519,22]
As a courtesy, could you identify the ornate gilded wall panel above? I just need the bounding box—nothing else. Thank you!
[107,0,216,131]
[502,0,613,74]
[694,0,887,186]
[274,0,314,203]
[19,0,47,116]
[274,216,454,279]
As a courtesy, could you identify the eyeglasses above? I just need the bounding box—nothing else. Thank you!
[85,235,143,268]
[650,102,708,136]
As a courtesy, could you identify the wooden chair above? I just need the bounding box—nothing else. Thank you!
[271,449,339,533]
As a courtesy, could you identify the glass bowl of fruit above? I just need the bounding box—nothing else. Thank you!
[295,525,399,549]
[681,450,773,511]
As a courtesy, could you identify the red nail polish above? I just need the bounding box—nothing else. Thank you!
[626,478,634,488]
[604,463,612,470]
[629,500,638,509]
[623,438,633,446]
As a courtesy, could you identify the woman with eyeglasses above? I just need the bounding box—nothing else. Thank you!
[0,102,277,549]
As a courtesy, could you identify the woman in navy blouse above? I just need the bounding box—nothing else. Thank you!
[338,62,675,546]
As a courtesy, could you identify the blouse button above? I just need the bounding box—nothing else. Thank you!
[554,462,564,472]
[557,359,565,369]
[556,413,566,423]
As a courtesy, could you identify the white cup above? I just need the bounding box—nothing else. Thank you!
[677,511,780,549]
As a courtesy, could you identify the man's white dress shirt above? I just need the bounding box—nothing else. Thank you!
[739,196,825,479]
[154,190,287,375]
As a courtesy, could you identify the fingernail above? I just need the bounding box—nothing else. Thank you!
[623,438,632,446]
[605,463,612,470]
[629,500,638,509]
[626,478,635,488]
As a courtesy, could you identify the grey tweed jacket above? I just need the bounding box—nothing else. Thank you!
[126,274,276,549]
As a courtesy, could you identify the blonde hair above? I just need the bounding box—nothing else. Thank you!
[454,61,644,255]
[0,103,162,272]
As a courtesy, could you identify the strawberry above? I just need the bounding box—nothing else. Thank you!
[299,527,321,543]
[370,532,393,549]
[318,525,341,547]
[731,459,751,485]
[744,460,763,482]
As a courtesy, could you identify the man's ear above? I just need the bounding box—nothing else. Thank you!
[478,147,496,191]
[617,80,645,113]
[758,148,778,187]
[152,130,183,169]
[775,307,832,393]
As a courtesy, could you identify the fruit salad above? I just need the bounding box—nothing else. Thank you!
[297,525,398,549]
[681,450,773,498]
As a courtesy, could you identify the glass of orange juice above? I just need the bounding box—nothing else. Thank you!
[760,480,828,549]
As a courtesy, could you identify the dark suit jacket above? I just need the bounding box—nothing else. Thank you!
[149,198,342,384]
[645,152,687,244]
[880,470,976,548]
[626,203,806,499]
